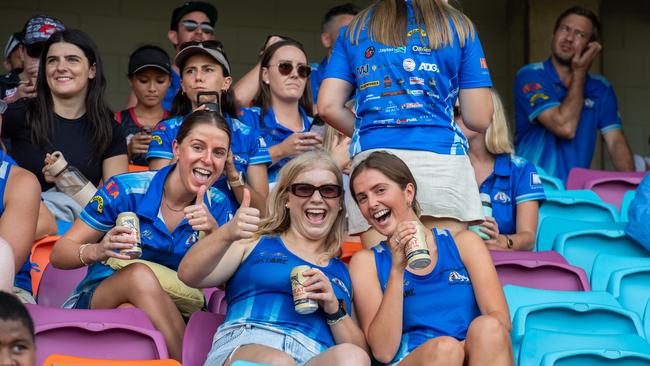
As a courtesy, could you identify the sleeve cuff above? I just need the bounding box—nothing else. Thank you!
[515,192,547,204]
[528,102,560,122]
[80,211,112,232]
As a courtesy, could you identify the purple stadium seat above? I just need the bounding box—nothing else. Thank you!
[207,288,227,315]
[490,250,590,291]
[36,263,87,307]
[566,168,644,208]
[182,311,226,366]
[26,304,168,365]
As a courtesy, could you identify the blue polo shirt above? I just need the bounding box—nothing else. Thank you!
[310,57,329,105]
[324,0,492,157]
[162,69,181,111]
[145,113,271,206]
[478,154,546,235]
[514,58,622,182]
[238,106,313,184]
[74,165,234,295]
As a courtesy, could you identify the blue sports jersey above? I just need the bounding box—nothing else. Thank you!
[238,107,313,184]
[373,228,480,364]
[324,1,492,156]
[0,153,32,293]
[514,58,622,182]
[224,235,353,352]
[478,154,546,235]
[310,57,328,105]
[162,69,181,111]
[73,165,234,296]
[145,113,271,206]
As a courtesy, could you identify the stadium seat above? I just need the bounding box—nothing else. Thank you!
[36,263,87,307]
[536,217,626,252]
[539,173,565,192]
[182,311,226,366]
[207,288,227,315]
[30,235,61,295]
[591,254,650,318]
[129,164,149,172]
[518,329,650,366]
[26,304,168,365]
[43,354,181,366]
[619,190,636,222]
[490,250,590,291]
[553,229,649,279]
[341,241,363,263]
[566,168,645,190]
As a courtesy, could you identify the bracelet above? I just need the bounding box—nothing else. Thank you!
[78,243,92,266]
[327,314,347,326]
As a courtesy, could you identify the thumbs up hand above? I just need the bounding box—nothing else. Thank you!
[226,188,261,241]
[184,185,219,234]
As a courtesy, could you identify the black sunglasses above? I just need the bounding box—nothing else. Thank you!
[179,40,224,51]
[290,183,342,199]
[182,20,214,34]
[269,62,311,79]
[25,42,45,58]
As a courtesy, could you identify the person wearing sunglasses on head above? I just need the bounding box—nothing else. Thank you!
[318,0,493,248]
[146,41,271,213]
[237,39,322,186]
[179,150,370,366]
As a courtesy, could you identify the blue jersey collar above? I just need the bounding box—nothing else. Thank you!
[136,164,174,221]
[263,106,312,132]
[543,58,562,85]
[493,153,512,177]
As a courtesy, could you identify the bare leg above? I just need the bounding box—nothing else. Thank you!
[227,344,296,366]
[306,343,369,366]
[36,202,57,240]
[0,238,14,292]
[359,228,386,250]
[464,315,513,366]
[420,216,467,236]
[91,263,185,361]
[397,336,464,366]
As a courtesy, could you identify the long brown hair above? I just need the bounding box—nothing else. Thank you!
[346,0,475,49]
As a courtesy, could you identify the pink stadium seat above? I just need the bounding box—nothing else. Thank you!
[26,304,168,365]
[36,263,87,307]
[490,250,590,291]
[207,288,227,315]
[566,168,644,208]
[182,311,226,366]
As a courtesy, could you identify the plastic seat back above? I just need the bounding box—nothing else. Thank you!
[30,235,60,295]
[207,288,227,315]
[43,354,181,366]
[592,254,650,320]
[620,190,636,222]
[586,178,640,210]
[540,173,565,192]
[26,305,167,365]
[128,164,149,172]
[553,229,649,279]
[566,168,645,190]
[182,311,225,366]
[536,217,626,252]
[519,329,650,366]
[490,250,590,291]
[36,263,87,307]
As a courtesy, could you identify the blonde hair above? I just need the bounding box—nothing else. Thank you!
[256,151,346,259]
[321,124,343,153]
[484,89,514,155]
[346,0,475,49]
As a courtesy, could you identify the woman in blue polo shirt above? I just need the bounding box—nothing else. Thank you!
[50,111,241,361]
[146,41,270,212]
[456,90,546,251]
[318,0,493,244]
[238,39,323,185]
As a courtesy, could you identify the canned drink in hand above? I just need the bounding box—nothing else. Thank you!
[116,212,142,259]
[404,221,431,269]
[291,265,318,314]
[469,193,492,240]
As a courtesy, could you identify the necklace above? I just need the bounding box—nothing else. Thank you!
[162,190,193,213]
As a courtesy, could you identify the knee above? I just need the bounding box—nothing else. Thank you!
[421,336,464,363]
[467,315,510,347]
[330,343,370,366]
[265,351,295,366]
[119,263,164,296]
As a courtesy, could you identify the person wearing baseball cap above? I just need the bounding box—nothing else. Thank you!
[1,32,24,102]
[116,45,172,166]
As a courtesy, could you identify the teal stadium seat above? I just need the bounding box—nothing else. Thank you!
[539,173,565,192]
[619,190,636,222]
[553,229,649,279]
[536,217,626,252]
[518,329,650,366]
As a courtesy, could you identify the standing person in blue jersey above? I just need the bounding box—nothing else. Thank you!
[318,0,494,246]
[311,3,360,106]
[179,151,369,366]
[513,6,634,182]
[348,151,512,365]
[238,39,322,186]
[0,99,41,303]
[51,110,241,361]
[116,45,171,167]
[457,90,545,251]
[147,41,270,212]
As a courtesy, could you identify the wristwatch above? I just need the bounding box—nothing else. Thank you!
[324,299,347,325]
[228,171,245,188]
[505,235,514,249]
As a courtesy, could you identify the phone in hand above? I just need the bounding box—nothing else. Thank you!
[142,126,153,135]
[197,91,221,113]
[309,115,327,138]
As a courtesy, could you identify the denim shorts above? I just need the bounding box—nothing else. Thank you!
[61,282,101,309]
[203,323,324,366]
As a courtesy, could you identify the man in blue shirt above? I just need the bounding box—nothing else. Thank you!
[514,6,633,182]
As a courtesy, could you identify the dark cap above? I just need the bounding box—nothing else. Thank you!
[23,15,65,45]
[3,32,23,59]
[170,2,218,31]
[128,46,172,76]
[175,41,230,75]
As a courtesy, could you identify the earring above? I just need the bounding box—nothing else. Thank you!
[264,80,270,85]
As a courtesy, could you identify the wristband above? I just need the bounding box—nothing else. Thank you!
[324,299,347,325]
[505,235,514,249]
[79,243,92,266]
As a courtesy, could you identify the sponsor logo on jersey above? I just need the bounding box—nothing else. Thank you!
[529,93,549,106]
[373,118,395,124]
[407,89,424,96]
[365,46,375,58]
[363,94,380,103]
[522,82,542,94]
[418,62,440,72]
[383,76,392,87]
[403,58,416,72]
[381,90,406,97]
[151,135,163,145]
[356,64,369,77]
[105,180,119,199]
[90,195,104,214]
[360,81,380,90]
[396,78,405,85]
[409,76,424,85]
[531,173,542,187]
[412,45,432,54]
[332,277,351,299]
[401,102,422,109]
[480,57,488,69]
[494,191,511,204]
[379,46,407,53]
[584,98,595,108]
[448,270,470,285]
[396,117,417,124]
[407,28,427,37]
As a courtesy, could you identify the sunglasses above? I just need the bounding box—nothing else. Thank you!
[269,62,311,79]
[25,42,45,58]
[290,183,342,199]
[182,20,214,34]
[179,40,224,51]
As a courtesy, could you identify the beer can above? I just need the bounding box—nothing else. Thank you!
[469,193,492,240]
[404,221,431,270]
[116,212,142,259]
[291,265,318,314]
